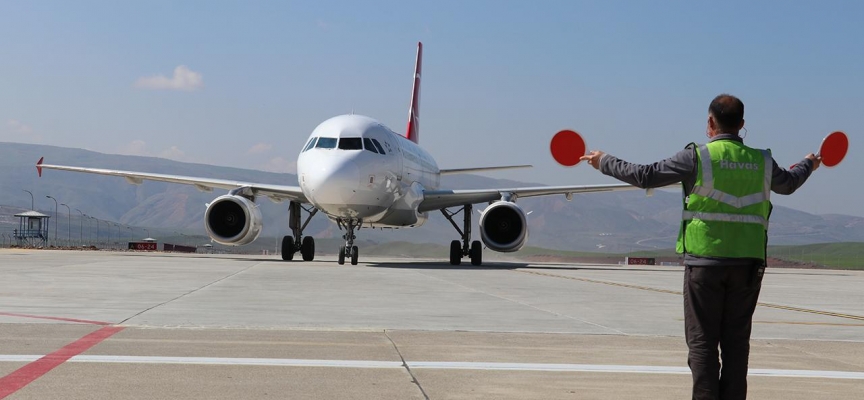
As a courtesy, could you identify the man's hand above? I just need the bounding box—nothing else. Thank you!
[580,151,605,170]
[805,153,822,171]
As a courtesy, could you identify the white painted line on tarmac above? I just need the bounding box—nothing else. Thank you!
[76,356,404,369]
[1,355,862,380]
[410,361,864,380]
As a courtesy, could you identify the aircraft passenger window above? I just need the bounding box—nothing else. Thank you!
[338,138,363,150]
[316,137,337,149]
[363,138,379,154]
[371,138,386,154]
[302,137,317,152]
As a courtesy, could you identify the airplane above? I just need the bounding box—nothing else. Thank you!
[36,42,642,266]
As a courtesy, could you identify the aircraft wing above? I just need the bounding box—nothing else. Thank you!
[419,183,659,212]
[439,164,532,175]
[36,158,308,204]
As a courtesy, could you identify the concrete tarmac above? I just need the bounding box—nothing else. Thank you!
[0,249,862,399]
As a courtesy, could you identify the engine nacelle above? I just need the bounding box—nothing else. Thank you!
[204,195,263,246]
[479,201,528,252]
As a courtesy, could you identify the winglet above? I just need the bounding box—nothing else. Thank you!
[36,157,44,177]
[405,41,422,144]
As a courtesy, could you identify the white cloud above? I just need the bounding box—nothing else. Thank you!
[134,65,203,91]
[160,146,186,161]
[2,119,42,143]
[121,140,149,156]
[7,119,33,134]
[246,143,272,155]
[117,140,188,162]
[260,157,297,173]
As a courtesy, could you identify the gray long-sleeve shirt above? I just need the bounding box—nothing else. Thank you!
[599,134,814,266]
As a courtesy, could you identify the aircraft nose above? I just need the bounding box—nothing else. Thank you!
[306,160,360,204]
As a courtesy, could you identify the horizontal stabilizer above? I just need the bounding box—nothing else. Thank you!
[440,165,532,175]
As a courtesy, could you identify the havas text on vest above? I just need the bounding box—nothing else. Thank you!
[718,160,760,171]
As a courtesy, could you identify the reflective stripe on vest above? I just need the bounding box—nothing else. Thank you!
[690,145,772,208]
[681,211,769,229]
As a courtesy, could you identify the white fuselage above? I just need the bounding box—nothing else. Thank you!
[296,114,439,228]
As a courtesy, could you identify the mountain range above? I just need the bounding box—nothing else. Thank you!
[2,142,862,253]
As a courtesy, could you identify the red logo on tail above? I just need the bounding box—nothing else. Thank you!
[405,42,422,144]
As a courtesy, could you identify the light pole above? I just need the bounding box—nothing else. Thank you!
[86,215,93,246]
[46,196,58,247]
[75,209,85,246]
[89,216,99,247]
[60,204,71,246]
[113,223,122,249]
[95,218,101,247]
[23,190,34,210]
[144,228,150,240]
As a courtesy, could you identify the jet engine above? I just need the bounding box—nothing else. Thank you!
[479,201,528,252]
[204,195,263,246]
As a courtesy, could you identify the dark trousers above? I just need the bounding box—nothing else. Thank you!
[683,264,763,400]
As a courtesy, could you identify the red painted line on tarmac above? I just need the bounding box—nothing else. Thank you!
[0,326,124,399]
[0,312,110,326]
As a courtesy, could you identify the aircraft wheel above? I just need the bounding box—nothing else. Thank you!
[470,240,483,266]
[301,236,315,261]
[338,246,346,265]
[351,246,359,265]
[281,236,294,261]
[449,240,461,266]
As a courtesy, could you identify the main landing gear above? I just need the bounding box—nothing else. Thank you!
[441,204,482,266]
[337,218,359,265]
[282,201,319,261]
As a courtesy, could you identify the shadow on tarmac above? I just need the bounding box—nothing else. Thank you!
[363,260,680,273]
[110,251,853,276]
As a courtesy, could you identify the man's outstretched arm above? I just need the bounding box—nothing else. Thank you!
[581,147,697,189]
[771,154,820,195]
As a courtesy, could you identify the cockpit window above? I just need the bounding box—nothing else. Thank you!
[371,138,386,154]
[338,137,363,150]
[302,137,317,152]
[363,138,379,154]
[315,137,337,149]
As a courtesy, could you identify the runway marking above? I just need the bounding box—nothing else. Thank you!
[758,303,864,322]
[0,355,861,380]
[0,355,403,369]
[514,269,864,323]
[0,326,124,399]
[0,312,110,326]
[753,320,864,327]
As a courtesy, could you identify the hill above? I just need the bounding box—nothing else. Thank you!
[2,141,863,253]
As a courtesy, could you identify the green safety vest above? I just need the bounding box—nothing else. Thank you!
[675,139,772,260]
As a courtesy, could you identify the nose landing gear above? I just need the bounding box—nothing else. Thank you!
[337,218,360,265]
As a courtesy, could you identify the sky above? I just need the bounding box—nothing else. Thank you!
[1,1,862,217]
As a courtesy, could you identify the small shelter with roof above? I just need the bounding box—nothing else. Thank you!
[13,210,50,247]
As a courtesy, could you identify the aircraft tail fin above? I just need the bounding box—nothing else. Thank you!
[405,42,422,144]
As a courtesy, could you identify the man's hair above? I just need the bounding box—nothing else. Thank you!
[709,94,744,132]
